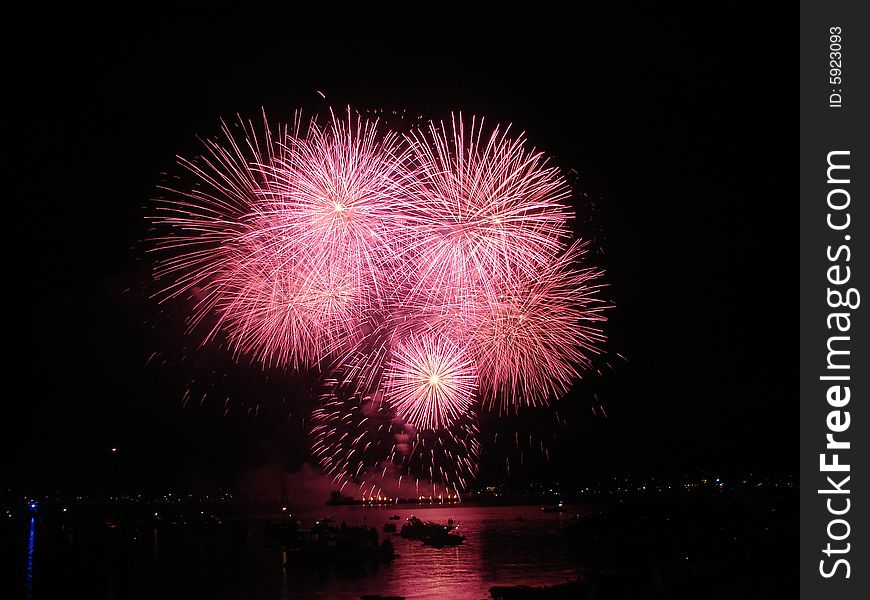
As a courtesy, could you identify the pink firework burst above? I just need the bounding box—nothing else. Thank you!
[150,110,410,367]
[398,114,572,311]
[260,108,415,309]
[149,113,285,307]
[383,332,477,430]
[149,106,613,489]
[468,240,608,412]
[209,237,365,368]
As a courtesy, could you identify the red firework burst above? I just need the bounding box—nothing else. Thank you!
[149,113,285,306]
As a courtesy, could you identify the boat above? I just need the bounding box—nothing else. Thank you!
[400,516,456,540]
[283,521,395,565]
[383,523,397,533]
[389,514,401,520]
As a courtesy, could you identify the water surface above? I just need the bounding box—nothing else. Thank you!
[5,504,590,599]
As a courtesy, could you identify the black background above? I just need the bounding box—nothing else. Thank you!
[2,4,795,494]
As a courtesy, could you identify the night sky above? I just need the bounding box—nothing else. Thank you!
[3,6,795,495]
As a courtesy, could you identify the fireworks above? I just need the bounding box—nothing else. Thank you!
[468,241,608,411]
[260,110,415,308]
[212,241,365,368]
[150,110,403,367]
[310,386,480,497]
[150,108,610,491]
[397,115,572,311]
[384,333,477,430]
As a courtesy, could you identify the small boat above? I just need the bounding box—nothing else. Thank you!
[282,523,394,565]
[400,516,455,540]
[389,514,401,520]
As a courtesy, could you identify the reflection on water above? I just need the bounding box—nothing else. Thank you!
[281,548,289,597]
[8,505,588,600]
[280,505,584,599]
[25,517,35,600]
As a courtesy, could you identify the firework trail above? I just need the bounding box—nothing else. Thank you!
[149,113,284,308]
[310,384,480,497]
[210,239,366,368]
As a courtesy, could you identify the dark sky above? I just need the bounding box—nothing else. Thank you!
[3,5,795,495]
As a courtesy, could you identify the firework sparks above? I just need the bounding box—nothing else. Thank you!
[209,241,366,368]
[150,109,410,367]
[149,113,284,306]
[397,114,572,311]
[310,385,480,496]
[260,109,416,309]
[384,333,477,430]
[149,106,612,488]
[469,241,608,411]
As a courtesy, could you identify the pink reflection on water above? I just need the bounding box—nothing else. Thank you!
[288,505,584,599]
